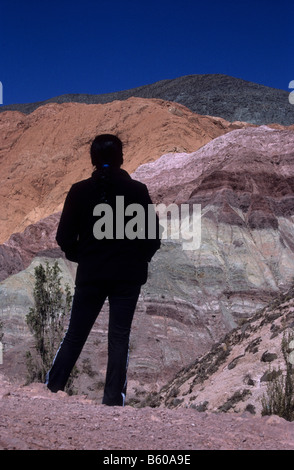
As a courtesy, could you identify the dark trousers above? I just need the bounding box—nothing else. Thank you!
[45,281,141,406]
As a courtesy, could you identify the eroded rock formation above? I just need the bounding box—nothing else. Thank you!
[0,98,250,243]
[1,125,294,404]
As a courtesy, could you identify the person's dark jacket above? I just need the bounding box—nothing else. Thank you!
[56,168,161,286]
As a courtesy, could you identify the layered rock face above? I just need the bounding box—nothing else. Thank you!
[0,256,212,399]
[134,126,294,334]
[0,97,254,400]
[0,213,62,282]
[2,125,294,404]
[0,98,250,243]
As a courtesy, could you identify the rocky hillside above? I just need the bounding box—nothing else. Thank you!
[2,124,294,407]
[0,97,251,243]
[0,213,61,282]
[0,252,217,402]
[1,78,294,449]
[133,126,294,328]
[1,74,293,126]
[144,284,294,416]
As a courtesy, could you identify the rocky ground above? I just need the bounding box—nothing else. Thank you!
[0,374,294,451]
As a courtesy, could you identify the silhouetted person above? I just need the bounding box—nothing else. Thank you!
[46,134,161,405]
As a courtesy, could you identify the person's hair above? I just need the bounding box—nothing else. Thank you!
[90,134,123,204]
[90,134,123,169]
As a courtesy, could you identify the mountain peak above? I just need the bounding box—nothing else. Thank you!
[1,74,293,125]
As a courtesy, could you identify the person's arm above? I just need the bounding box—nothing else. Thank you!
[56,185,80,262]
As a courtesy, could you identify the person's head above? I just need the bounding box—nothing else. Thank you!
[90,134,123,169]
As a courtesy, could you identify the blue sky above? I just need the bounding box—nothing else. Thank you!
[1,0,293,105]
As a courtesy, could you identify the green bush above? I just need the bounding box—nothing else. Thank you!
[25,261,74,390]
